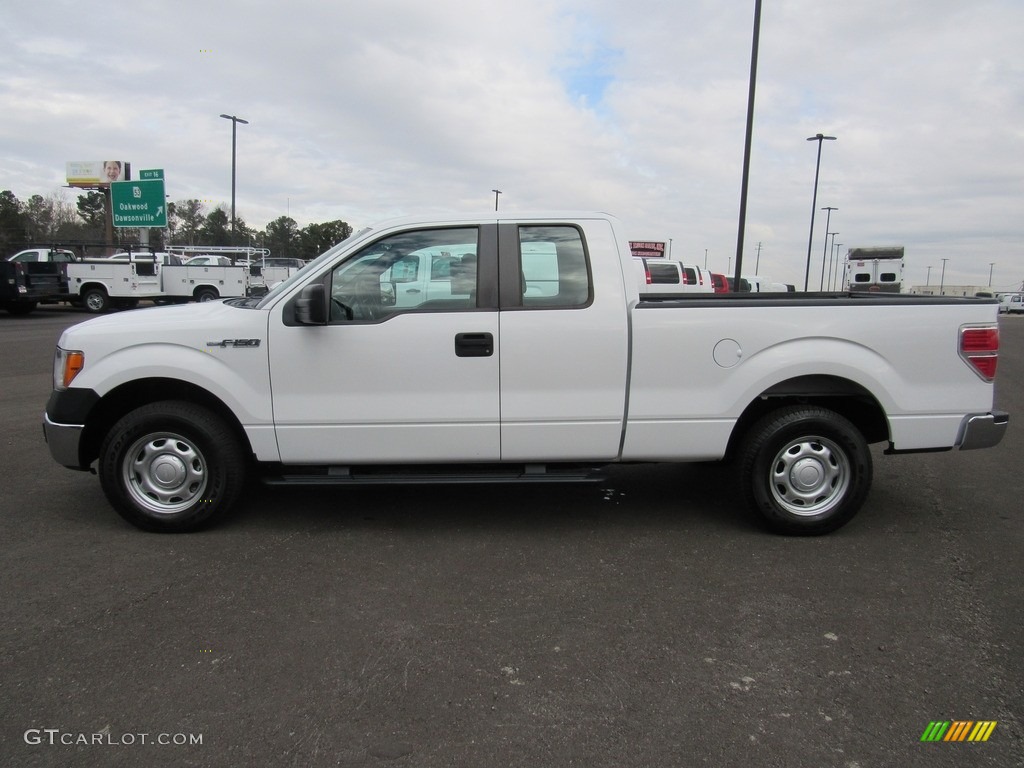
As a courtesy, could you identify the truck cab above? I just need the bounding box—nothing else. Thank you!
[7,248,78,263]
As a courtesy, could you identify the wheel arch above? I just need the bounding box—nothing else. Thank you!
[727,375,890,458]
[80,378,252,468]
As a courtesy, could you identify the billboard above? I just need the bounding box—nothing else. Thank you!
[66,160,130,187]
[629,241,666,259]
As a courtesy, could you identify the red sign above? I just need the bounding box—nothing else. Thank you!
[629,241,666,259]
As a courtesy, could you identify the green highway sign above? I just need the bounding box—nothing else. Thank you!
[111,179,167,228]
[139,168,164,180]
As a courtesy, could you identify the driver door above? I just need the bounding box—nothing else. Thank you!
[268,224,501,464]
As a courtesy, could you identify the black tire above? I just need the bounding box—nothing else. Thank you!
[195,287,219,303]
[82,287,110,313]
[4,301,36,316]
[739,405,872,535]
[98,401,246,532]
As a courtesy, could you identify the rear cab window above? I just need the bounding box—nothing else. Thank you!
[511,225,592,309]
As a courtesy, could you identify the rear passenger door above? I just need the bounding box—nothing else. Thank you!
[496,221,629,461]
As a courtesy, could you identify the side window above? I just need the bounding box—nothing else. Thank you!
[329,227,478,323]
[518,226,591,308]
[11,251,39,263]
[648,262,680,284]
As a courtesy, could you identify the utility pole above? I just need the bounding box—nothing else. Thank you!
[733,0,762,290]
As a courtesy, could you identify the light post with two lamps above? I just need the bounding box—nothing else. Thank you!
[219,113,249,238]
[803,134,837,290]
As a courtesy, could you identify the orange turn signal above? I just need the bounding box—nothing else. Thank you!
[63,351,84,389]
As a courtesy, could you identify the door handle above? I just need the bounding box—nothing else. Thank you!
[455,332,493,357]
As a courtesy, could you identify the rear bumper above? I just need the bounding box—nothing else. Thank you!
[957,411,1009,451]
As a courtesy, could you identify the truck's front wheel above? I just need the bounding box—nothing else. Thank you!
[740,406,872,535]
[98,401,245,532]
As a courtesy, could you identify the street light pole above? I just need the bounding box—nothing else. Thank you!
[926,266,932,286]
[219,114,249,238]
[819,206,837,290]
[826,231,838,291]
[733,0,762,290]
[989,262,995,287]
[803,133,837,290]
[492,189,502,211]
[832,242,843,290]
[939,258,949,295]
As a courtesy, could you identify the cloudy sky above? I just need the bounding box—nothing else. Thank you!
[2,0,1022,289]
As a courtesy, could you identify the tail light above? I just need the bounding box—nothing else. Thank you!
[643,263,652,285]
[959,325,999,381]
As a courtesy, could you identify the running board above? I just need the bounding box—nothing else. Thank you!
[261,463,607,486]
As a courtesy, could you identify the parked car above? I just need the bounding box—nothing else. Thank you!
[634,258,713,294]
[6,248,78,263]
[105,252,184,265]
[726,276,751,292]
[184,255,235,267]
[261,257,306,268]
[743,276,789,293]
[999,293,1023,314]
[710,273,730,293]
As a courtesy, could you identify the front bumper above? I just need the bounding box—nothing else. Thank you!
[43,388,99,470]
[957,411,1009,451]
[43,412,86,469]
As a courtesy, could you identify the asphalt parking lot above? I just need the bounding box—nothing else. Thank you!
[2,305,1022,767]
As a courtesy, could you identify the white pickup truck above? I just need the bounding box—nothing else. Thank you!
[43,212,1008,535]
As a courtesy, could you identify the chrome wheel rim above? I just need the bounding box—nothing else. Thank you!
[122,431,208,515]
[769,435,850,516]
[85,293,105,311]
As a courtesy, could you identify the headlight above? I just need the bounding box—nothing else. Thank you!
[53,347,84,391]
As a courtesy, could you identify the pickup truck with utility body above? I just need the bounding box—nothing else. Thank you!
[43,212,1008,534]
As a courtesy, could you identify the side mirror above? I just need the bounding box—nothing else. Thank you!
[295,283,327,325]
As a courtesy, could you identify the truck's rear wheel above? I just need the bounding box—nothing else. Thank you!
[195,287,219,302]
[82,287,110,313]
[739,406,872,535]
[98,401,245,532]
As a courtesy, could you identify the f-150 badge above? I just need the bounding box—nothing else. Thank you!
[206,339,261,348]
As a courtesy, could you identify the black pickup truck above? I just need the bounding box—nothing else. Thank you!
[0,248,74,315]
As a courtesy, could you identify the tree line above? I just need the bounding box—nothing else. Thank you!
[0,189,352,261]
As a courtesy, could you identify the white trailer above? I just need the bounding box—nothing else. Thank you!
[845,247,905,293]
